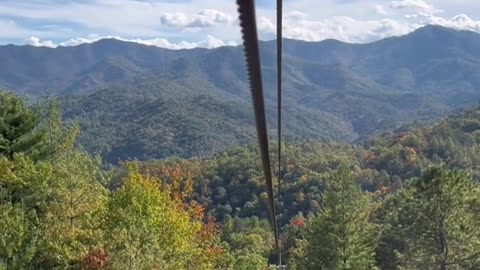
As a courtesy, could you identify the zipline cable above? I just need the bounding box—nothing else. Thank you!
[276,0,283,266]
[236,0,282,266]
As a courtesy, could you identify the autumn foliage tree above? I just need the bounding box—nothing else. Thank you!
[104,163,224,270]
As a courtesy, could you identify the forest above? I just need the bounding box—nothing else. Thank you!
[1,89,480,270]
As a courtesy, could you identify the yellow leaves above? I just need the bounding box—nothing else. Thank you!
[105,162,224,269]
[0,157,19,185]
[296,192,305,203]
[106,163,201,267]
[0,151,107,267]
[299,174,309,183]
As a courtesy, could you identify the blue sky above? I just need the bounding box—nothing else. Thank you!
[0,0,479,48]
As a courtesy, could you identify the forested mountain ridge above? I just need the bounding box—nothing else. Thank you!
[61,80,353,162]
[3,25,480,161]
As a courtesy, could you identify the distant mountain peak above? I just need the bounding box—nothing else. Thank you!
[87,38,140,47]
[413,24,455,33]
[413,24,478,35]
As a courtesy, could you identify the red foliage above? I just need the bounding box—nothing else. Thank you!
[198,216,219,243]
[82,247,110,270]
[292,218,305,228]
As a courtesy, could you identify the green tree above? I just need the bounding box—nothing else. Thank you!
[0,203,37,270]
[0,152,108,269]
[228,232,270,270]
[296,165,379,270]
[0,154,52,269]
[0,91,44,159]
[104,163,207,270]
[380,168,480,270]
[219,216,273,270]
[36,98,79,159]
[33,151,108,269]
[0,92,78,161]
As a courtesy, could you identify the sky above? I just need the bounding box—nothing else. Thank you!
[0,0,479,49]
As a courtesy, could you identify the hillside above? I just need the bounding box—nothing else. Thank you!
[136,104,480,227]
[2,25,480,161]
[62,81,352,162]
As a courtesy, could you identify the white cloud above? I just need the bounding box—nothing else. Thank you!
[59,36,103,46]
[188,9,235,27]
[160,13,190,28]
[25,35,237,50]
[276,12,415,43]
[2,0,480,48]
[0,1,238,38]
[120,35,235,49]
[375,5,388,16]
[160,9,234,28]
[418,13,480,32]
[277,10,480,43]
[390,0,441,14]
[286,10,309,21]
[25,36,56,47]
[250,1,480,44]
[257,16,275,34]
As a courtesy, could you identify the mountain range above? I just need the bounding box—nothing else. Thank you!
[2,25,480,162]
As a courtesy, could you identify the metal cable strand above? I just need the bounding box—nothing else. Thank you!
[276,0,283,266]
[236,0,281,265]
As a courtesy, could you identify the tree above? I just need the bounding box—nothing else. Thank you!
[0,92,78,161]
[33,151,108,269]
[295,165,379,270]
[0,154,53,269]
[36,98,79,159]
[104,163,219,270]
[0,91,44,159]
[0,203,37,270]
[0,151,108,269]
[380,168,480,270]
[220,217,273,270]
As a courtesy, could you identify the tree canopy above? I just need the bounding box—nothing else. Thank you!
[1,90,480,269]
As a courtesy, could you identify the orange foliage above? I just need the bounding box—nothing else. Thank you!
[363,152,376,161]
[140,163,195,202]
[188,201,205,221]
[197,216,220,245]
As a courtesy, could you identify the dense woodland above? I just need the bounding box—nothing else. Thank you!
[1,89,480,269]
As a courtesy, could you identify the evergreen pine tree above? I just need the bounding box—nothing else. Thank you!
[382,168,480,270]
[0,92,44,159]
[297,165,379,270]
